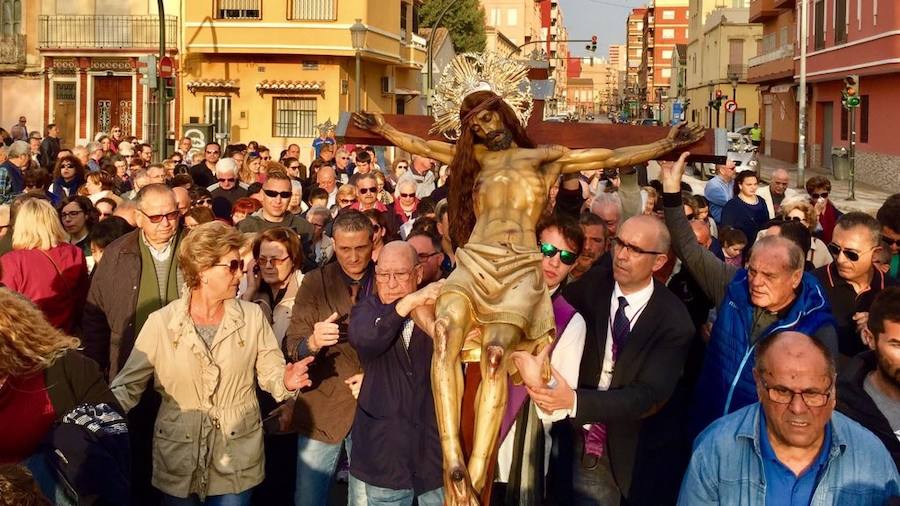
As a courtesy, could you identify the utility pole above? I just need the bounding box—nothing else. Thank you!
[157,0,167,161]
[797,0,808,188]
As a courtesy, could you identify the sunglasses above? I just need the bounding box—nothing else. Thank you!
[60,210,84,219]
[260,156,271,161]
[827,243,874,262]
[357,187,377,195]
[810,192,829,200]
[60,163,73,168]
[258,256,290,267]
[218,177,236,183]
[883,237,900,247]
[540,242,578,265]
[399,192,416,198]
[263,189,292,199]
[139,209,179,224]
[215,259,245,273]
[193,198,212,206]
[340,198,356,204]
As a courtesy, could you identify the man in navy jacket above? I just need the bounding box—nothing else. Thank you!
[348,241,445,504]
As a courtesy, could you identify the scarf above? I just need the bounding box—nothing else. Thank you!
[135,234,181,334]
[52,175,84,200]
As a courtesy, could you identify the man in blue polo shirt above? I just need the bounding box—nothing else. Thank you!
[703,160,736,223]
[679,331,899,505]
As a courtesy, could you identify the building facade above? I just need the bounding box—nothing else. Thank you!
[640,0,689,118]
[608,43,626,72]
[625,7,647,119]
[748,0,798,163]
[685,0,761,131]
[181,0,425,164]
[0,0,42,140]
[800,0,899,191]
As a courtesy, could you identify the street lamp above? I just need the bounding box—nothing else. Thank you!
[729,71,740,133]
[349,19,367,112]
[656,86,666,124]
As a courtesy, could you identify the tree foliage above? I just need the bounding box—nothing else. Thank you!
[420,0,486,54]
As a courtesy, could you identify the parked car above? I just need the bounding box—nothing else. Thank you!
[692,134,759,180]
[638,119,661,126]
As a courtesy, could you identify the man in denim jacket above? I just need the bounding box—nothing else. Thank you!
[679,331,900,505]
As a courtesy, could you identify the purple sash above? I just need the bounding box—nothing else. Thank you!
[499,295,578,442]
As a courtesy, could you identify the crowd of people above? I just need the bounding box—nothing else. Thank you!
[1,119,900,506]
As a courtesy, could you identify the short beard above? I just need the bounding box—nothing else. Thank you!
[876,353,900,393]
[485,129,513,151]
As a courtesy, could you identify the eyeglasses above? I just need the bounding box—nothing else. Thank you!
[258,256,290,267]
[609,237,665,256]
[540,242,578,265]
[418,251,441,261]
[60,210,84,219]
[214,259,245,274]
[810,192,829,200]
[882,237,900,247]
[357,187,377,195]
[263,189,292,199]
[193,198,212,206]
[399,192,416,198]
[375,270,413,283]
[139,209,179,224]
[760,378,832,408]
[827,243,876,262]
[340,198,356,204]
[218,177,236,183]
[397,165,408,169]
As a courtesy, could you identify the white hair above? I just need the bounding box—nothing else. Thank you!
[215,158,238,175]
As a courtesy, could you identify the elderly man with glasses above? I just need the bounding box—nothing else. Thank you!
[757,168,798,219]
[209,158,249,219]
[680,331,900,505]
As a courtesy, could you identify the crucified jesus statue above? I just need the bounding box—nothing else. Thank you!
[353,90,703,505]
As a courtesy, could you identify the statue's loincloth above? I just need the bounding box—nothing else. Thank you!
[442,242,555,365]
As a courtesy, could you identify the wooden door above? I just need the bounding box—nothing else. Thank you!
[94,76,133,136]
[53,82,76,149]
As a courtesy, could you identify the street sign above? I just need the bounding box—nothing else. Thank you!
[724,99,737,113]
[159,56,174,78]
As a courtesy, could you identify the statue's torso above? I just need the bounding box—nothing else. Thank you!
[469,151,548,248]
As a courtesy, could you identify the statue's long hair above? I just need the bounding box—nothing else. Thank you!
[448,91,535,248]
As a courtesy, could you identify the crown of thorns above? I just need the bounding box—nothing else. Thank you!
[430,52,533,140]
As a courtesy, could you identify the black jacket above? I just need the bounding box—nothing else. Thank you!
[39,136,60,169]
[837,351,900,471]
[561,259,695,501]
[347,295,443,493]
[189,162,216,188]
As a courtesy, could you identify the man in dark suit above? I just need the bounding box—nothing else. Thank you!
[521,215,694,505]
[284,209,375,506]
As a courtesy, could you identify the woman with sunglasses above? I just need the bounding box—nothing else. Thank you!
[111,222,313,506]
[48,155,86,203]
[496,214,587,503]
[392,179,419,225]
[1,198,89,333]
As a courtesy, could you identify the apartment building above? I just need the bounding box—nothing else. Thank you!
[182,0,425,160]
[640,0,689,117]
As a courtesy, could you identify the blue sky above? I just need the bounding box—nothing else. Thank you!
[559,0,650,58]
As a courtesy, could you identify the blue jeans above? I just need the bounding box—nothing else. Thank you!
[162,490,252,506]
[348,475,443,506]
[294,434,352,506]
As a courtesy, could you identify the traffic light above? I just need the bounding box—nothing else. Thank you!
[138,55,157,89]
[715,89,723,99]
[164,77,176,102]
[842,74,860,108]
[585,35,597,53]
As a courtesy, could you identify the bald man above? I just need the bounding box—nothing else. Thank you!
[539,215,695,504]
[681,331,900,505]
[757,168,798,218]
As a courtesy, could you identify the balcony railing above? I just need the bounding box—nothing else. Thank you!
[217,0,260,19]
[727,64,747,80]
[289,0,336,21]
[39,15,177,49]
[748,44,794,67]
[0,34,25,66]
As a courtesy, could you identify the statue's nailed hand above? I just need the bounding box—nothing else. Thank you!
[667,122,705,148]
[351,111,385,133]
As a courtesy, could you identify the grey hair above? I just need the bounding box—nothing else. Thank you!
[835,211,882,246]
[307,205,331,223]
[135,183,175,210]
[8,140,29,159]
[215,157,238,176]
[754,331,837,379]
[751,234,804,272]
[86,142,102,153]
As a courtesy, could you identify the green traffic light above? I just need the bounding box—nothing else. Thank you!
[847,96,861,107]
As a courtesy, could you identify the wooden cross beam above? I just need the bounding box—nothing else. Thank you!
[336,112,727,164]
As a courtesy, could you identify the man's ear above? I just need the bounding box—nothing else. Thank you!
[650,252,668,273]
[414,263,424,285]
[863,328,876,351]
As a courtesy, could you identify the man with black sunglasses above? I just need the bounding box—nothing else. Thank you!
[82,183,185,505]
[813,212,891,360]
[209,158,248,219]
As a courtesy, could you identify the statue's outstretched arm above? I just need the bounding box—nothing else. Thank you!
[352,111,455,165]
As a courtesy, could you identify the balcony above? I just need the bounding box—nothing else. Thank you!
[39,15,178,50]
[748,44,794,67]
[0,34,26,69]
[749,0,784,23]
[747,44,795,83]
[726,64,747,81]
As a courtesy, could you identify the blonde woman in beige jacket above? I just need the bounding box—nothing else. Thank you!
[111,221,313,505]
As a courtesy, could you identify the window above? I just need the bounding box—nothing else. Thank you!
[290,0,335,20]
[661,68,672,78]
[662,28,675,39]
[729,39,744,65]
[205,96,231,143]
[860,95,869,143]
[662,49,673,60]
[400,3,407,39]
[507,8,517,26]
[217,0,261,19]
[273,97,316,138]
[834,0,847,44]
[662,10,675,20]
[814,0,825,50]
[490,8,501,26]
[1,0,21,36]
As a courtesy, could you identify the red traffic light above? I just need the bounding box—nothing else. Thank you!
[591,35,597,44]
[715,89,723,98]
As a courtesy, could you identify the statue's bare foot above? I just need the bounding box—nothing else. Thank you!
[445,465,481,506]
